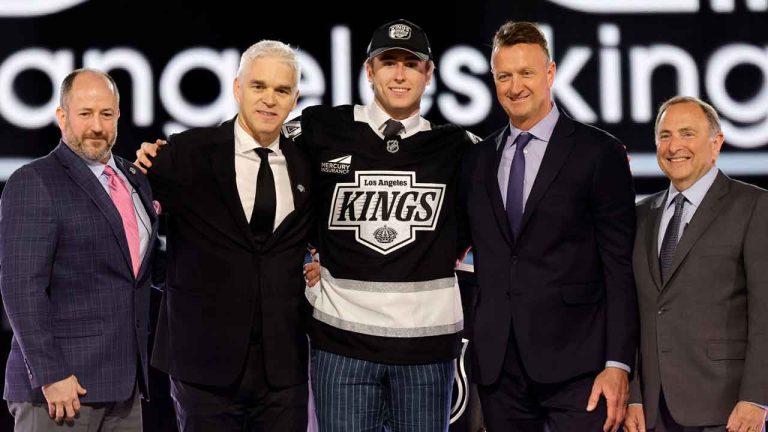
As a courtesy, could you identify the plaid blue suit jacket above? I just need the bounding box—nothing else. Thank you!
[1,142,159,403]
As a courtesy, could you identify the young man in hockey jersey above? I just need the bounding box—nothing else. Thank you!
[300,19,476,431]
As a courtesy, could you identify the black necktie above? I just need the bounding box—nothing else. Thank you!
[382,119,404,140]
[505,132,533,238]
[659,193,686,283]
[251,147,275,243]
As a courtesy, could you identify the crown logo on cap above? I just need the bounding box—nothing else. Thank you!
[388,24,412,40]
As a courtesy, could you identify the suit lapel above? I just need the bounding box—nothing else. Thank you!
[645,192,666,291]
[518,114,576,236]
[115,156,159,279]
[662,172,729,289]
[485,126,514,247]
[262,134,310,248]
[54,142,134,276]
[210,120,255,250]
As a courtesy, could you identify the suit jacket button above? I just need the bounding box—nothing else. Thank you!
[511,256,517,264]
[657,308,666,315]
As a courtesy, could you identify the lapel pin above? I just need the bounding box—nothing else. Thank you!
[129,166,136,175]
[297,184,305,193]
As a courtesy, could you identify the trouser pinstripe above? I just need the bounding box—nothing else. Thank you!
[311,349,454,432]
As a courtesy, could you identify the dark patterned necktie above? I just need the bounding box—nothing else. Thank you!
[382,119,404,140]
[659,193,686,283]
[250,147,275,243]
[505,132,533,238]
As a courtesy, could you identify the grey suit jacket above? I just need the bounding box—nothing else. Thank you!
[630,171,768,427]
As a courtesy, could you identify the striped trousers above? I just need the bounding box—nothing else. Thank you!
[311,349,454,432]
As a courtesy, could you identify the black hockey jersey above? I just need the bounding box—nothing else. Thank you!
[296,104,475,364]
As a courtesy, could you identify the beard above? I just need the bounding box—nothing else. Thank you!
[64,130,117,163]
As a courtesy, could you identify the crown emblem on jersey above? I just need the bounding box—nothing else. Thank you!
[388,24,412,40]
[386,139,399,153]
[373,225,398,243]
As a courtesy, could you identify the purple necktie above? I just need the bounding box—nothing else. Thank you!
[104,165,140,276]
[505,132,533,238]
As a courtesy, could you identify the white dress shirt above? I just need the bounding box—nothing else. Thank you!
[234,118,294,230]
[356,101,432,138]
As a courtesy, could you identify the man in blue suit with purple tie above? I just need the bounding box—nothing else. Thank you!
[1,69,158,430]
[460,21,638,432]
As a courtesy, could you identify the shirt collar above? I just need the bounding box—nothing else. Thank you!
[665,165,719,209]
[366,101,426,137]
[85,152,117,178]
[234,116,281,155]
[508,102,560,144]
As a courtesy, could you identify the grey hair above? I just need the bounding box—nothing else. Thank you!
[655,95,721,137]
[60,68,120,110]
[237,40,301,88]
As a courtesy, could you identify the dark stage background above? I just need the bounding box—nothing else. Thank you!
[0,0,766,430]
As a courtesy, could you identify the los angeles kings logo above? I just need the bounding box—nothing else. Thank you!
[328,171,445,255]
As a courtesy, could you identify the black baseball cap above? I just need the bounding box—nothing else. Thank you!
[366,19,432,61]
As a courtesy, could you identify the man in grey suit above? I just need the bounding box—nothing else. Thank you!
[624,95,768,432]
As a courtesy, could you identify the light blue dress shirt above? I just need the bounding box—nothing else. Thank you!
[657,165,718,254]
[497,104,559,209]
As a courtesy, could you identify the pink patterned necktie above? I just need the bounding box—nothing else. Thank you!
[103,165,140,276]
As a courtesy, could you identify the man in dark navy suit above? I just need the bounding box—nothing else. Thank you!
[461,21,638,432]
[1,69,159,430]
